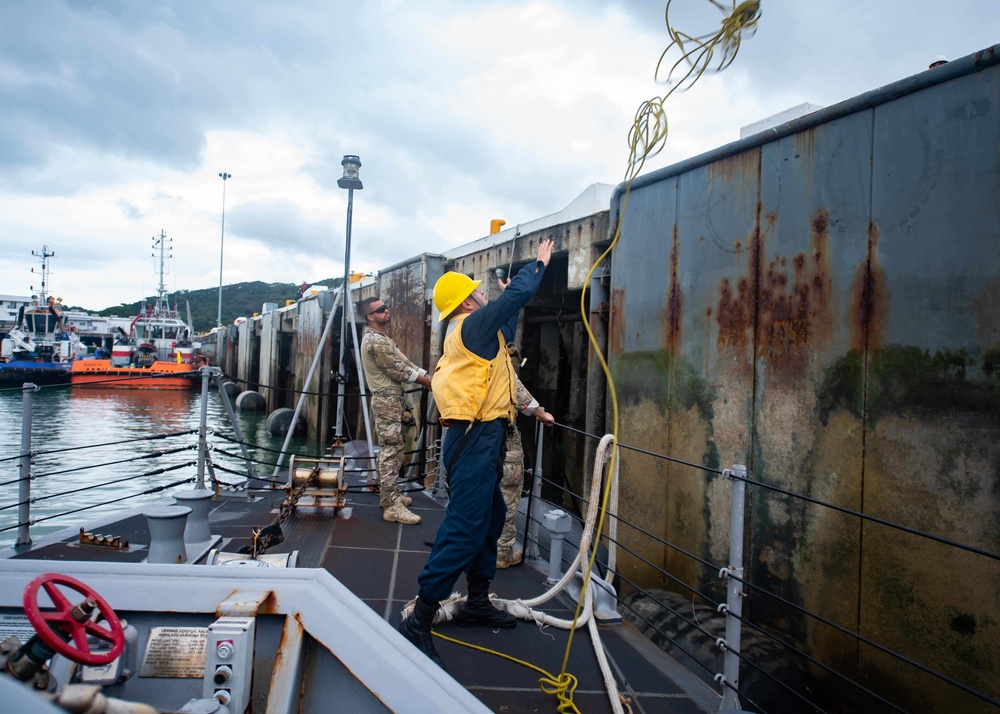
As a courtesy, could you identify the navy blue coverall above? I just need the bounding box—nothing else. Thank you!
[417,260,546,602]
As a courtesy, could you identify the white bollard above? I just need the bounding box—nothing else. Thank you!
[173,489,215,551]
[144,505,191,564]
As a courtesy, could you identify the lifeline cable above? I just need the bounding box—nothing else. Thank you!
[553,4,762,709]
[220,371,425,400]
[525,437,999,710]
[0,476,196,534]
[8,462,197,509]
[32,445,197,479]
[28,429,197,457]
[553,421,1000,561]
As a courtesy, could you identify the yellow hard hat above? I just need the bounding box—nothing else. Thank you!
[433,272,481,321]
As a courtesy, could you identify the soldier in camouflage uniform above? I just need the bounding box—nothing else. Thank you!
[358,297,432,525]
[498,377,554,568]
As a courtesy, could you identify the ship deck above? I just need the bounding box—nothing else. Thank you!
[8,474,719,713]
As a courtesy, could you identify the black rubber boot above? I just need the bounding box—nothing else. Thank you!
[398,593,446,669]
[456,574,517,628]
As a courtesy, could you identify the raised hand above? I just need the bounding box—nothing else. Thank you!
[537,238,554,267]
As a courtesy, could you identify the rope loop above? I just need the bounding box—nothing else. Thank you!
[538,671,580,713]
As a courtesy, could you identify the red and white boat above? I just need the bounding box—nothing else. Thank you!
[71,231,202,390]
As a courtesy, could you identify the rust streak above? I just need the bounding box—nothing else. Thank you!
[258,590,280,615]
[852,221,885,353]
[719,208,837,383]
[765,210,778,234]
[667,224,682,355]
[609,288,625,357]
[707,149,761,184]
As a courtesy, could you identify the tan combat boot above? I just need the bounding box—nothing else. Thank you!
[496,545,523,569]
[384,502,422,525]
[380,488,411,508]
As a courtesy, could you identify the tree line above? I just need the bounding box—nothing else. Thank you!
[86,277,345,333]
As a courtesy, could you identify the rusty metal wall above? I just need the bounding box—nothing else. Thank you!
[235,320,256,388]
[217,326,238,379]
[607,47,999,711]
[258,309,281,406]
[377,256,437,372]
[293,293,335,441]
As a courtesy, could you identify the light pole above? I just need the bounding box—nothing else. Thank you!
[217,172,231,330]
[335,155,362,437]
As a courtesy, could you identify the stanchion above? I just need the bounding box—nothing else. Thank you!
[196,368,211,489]
[719,464,748,712]
[526,419,545,559]
[16,382,38,547]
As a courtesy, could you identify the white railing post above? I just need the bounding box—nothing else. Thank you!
[719,464,747,711]
[16,383,37,547]
[525,420,545,559]
[196,367,212,489]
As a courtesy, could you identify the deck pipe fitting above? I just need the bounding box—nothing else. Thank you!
[542,508,622,624]
[144,505,191,564]
[173,489,215,554]
[542,509,572,583]
[562,571,623,626]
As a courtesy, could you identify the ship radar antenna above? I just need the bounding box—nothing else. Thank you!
[151,230,173,316]
[30,245,57,304]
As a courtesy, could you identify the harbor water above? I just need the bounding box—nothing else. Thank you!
[0,384,323,549]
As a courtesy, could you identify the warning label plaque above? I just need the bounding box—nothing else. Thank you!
[139,627,207,678]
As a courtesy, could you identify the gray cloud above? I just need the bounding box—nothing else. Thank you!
[1,0,997,311]
[227,197,336,253]
[117,199,142,220]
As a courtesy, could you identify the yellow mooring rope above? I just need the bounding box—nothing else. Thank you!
[429,4,763,712]
[556,2,763,712]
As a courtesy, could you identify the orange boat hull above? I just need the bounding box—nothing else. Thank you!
[70,359,199,390]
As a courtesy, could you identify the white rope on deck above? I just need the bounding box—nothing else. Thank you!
[404,434,627,713]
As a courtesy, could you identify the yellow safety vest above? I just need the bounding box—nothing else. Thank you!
[432,314,515,425]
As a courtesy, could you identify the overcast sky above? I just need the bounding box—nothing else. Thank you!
[2,0,997,311]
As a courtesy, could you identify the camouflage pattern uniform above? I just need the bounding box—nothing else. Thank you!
[360,328,426,510]
[371,391,408,508]
[497,379,540,566]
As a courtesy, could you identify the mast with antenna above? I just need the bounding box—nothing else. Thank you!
[151,230,173,316]
[30,245,56,303]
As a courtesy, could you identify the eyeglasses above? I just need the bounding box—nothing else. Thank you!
[369,305,388,315]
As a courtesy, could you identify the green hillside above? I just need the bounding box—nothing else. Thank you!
[90,277,345,333]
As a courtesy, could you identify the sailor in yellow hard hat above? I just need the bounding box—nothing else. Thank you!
[398,237,554,669]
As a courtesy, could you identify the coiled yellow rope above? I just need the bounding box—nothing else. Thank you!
[658,0,762,93]
[630,0,761,182]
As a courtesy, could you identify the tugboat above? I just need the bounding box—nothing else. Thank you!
[70,231,201,390]
[0,247,85,387]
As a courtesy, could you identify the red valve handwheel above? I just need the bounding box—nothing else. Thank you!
[22,573,126,666]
